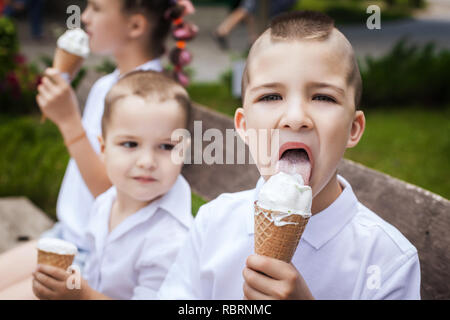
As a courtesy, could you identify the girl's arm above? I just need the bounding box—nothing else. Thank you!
[37,68,112,197]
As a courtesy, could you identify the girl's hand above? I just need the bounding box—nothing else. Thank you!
[36,68,81,130]
[242,254,315,300]
[32,264,90,300]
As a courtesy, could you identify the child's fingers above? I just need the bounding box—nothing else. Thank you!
[37,84,52,103]
[41,76,58,94]
[33,270,64,291]
[242,266,278,297]
[246,254,291,280]
[32,278,55,300]
[36,94,47,108]
[242,280,272,300]
[43,68,66,86]
[36,264,68,281]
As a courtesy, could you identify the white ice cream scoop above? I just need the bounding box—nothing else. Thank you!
[57,28,90,58]
[256,172,312,226]
[37,238,78,255]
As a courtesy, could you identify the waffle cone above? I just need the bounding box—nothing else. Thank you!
[53,48,84,79]
[37,249,75,270]
[254,201,309,263]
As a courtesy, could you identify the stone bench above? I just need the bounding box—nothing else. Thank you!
[182,103,450,300]
[0,197,53,253]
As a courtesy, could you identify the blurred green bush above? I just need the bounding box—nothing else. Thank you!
[0,17,41,114]
[294,0,422,24]
[360,40,450,108]
[0,17,86,115]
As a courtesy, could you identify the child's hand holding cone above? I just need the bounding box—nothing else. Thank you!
[245,171,314,299]
[40,28,89,123]
[36,68,82,128]
[243,254,314,300]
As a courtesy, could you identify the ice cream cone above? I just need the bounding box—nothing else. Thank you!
[254,201,309,263]
[53,48,84,80]
[36,238,78,270]
[37,250,75,270]
[41,29,89,123]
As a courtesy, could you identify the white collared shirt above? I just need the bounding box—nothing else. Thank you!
[56,59,163,250]
[158,175,421,300]
[82,175,193,300]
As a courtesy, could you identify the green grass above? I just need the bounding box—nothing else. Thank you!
[0,114,207,219]
[188,82,241,117]
[0,115,68,219]
[345,107,450,198]
[192,192,207,217]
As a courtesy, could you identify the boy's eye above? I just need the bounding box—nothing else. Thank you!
[160,144,175,151]
[121,141,138,148]
[313,95,336,103]
[259,94,282,102]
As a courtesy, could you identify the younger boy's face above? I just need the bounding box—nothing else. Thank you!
[100,95,188,203]
[235,30,365,198]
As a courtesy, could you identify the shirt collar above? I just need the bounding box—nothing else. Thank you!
[247,175,358,250]
[157,174,193,229]
[90,174,192,243]
[113,58,163,80]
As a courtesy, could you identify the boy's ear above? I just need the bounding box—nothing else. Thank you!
[127,14,149,39]
[98,135,106,161]
[234,107,248,144]
[346,110,365,148]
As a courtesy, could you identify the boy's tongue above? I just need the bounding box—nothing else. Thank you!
[277,149,311,185]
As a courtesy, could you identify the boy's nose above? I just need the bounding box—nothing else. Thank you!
[136,151,157,170]
[279,101,313,131]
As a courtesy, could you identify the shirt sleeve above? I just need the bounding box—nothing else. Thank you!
[156,203,210,300]
[131,220,190,300]
[366,249,421,300]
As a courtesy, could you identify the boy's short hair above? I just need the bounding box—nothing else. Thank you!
[241,10,362,109]
[102,70,192,136]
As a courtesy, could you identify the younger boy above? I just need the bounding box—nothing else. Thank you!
[158,11,421,299]
[32,71,194,300]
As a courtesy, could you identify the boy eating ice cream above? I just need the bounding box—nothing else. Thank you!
[157,11,421,300]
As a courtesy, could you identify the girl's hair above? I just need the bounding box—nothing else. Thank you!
[121,0,198,86]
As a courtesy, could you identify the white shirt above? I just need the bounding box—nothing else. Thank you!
[158,175,421,300]
[83,175,193,300]
[56,59,163,250]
